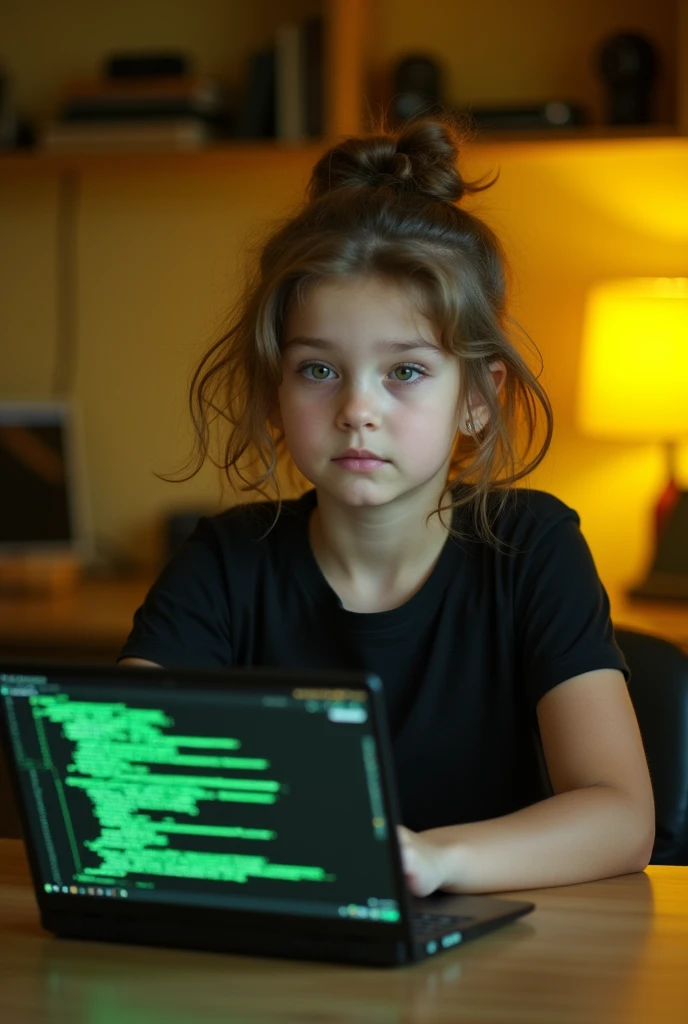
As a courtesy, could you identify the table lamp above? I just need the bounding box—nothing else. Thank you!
[577,278,688,601]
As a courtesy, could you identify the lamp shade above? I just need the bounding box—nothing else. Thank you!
[577,278,688,441]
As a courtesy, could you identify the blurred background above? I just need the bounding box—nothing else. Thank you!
[0,0,687,635]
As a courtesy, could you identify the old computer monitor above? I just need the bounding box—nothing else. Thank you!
[0,399,92,563]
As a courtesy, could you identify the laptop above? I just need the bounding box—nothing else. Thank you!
[0,662,534,967]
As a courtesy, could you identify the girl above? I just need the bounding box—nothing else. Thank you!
[119,117,655,898]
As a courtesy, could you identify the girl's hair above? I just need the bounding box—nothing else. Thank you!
[172,114,553,546]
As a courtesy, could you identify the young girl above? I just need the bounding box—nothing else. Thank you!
[119,117,654,898]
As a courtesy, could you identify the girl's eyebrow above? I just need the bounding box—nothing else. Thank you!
[283,335,441,353]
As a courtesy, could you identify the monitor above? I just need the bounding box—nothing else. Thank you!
[0,400,91,560]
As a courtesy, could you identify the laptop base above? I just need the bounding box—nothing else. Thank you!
[44,911,413,967]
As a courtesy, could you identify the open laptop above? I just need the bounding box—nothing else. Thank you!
[0,662,534,967]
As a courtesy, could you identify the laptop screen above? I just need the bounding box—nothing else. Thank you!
[1,669,403,925]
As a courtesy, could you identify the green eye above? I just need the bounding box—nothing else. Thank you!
[308,365,331,380]
[394,366,413,381]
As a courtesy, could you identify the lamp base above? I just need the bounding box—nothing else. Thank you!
[629,489,688,603]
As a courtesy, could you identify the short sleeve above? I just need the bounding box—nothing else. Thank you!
[514,512,629,709]
[117,519,233,668]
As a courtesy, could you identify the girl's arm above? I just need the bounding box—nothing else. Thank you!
[399,668,656,895]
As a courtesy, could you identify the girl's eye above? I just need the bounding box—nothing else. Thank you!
[302,364,333,381]
[299,362,427,384]
[391,364,426,383]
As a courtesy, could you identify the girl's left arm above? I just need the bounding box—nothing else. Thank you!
[399,668,656,896]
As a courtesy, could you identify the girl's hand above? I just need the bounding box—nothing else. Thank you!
[397,825,447,897]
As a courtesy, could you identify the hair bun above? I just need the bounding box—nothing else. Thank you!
[308,117,472,205]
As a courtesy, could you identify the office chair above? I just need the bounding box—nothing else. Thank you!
[534,628,688,866]
[615,627,688,866]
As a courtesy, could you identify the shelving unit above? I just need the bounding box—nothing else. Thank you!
[1,126,686,179]
[0,0,685,174]
[0,0,366,174]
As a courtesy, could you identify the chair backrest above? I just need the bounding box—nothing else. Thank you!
[615,628,688,866]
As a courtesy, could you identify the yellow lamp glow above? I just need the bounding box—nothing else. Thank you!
[578,278,688,441]
[577,278,688,601]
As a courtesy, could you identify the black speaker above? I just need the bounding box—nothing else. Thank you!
[392,55,443,122]
[596,32,659,125]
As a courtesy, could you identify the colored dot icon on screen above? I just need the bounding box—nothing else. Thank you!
[44,884,52,892]
[120,890,128,898]
[426,940,438,955]
[380,908,400,921]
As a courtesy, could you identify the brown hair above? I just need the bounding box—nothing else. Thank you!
[171,114,553,546]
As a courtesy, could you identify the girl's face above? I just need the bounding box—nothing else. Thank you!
[276,276,463,510]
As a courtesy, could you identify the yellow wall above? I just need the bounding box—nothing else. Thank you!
[460,138,688,586]
[1,1,687,589]
[0,152,319,564]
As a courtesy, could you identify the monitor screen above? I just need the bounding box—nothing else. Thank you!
[0,401,88,554]
[0,671,402,924]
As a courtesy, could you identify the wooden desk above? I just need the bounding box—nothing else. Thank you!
[1,840,687,1024]
[0,576,687,662]
[0,576,153,662]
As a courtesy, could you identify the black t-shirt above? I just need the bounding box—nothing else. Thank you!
[119,487,628,832]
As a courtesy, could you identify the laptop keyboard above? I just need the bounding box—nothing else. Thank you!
[412,912,474,938]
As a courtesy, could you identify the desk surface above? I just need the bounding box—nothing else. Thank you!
[1,839,687,1024]
[0,575,687,659]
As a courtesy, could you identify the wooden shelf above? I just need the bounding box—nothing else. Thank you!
[0,123,684,177]
[0,140,330,176]
[465,124,684,145]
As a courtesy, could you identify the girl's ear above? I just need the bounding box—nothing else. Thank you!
[461,360,506,434]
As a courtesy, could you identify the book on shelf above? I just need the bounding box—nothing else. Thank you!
[51,74,228,135]
[57,75,226,120]
[234,49,276,139]
[303,16,323,139]
[41,117,212,152]
[274,16,323,142]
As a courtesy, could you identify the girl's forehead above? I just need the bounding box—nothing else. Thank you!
[299,275,419,308]
[286,276,439,343]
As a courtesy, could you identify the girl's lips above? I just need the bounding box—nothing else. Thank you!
[334,457,388,472]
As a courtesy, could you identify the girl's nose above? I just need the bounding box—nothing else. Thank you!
[335,384,383,432]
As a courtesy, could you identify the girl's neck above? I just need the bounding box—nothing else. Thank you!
[308,489,452,601]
